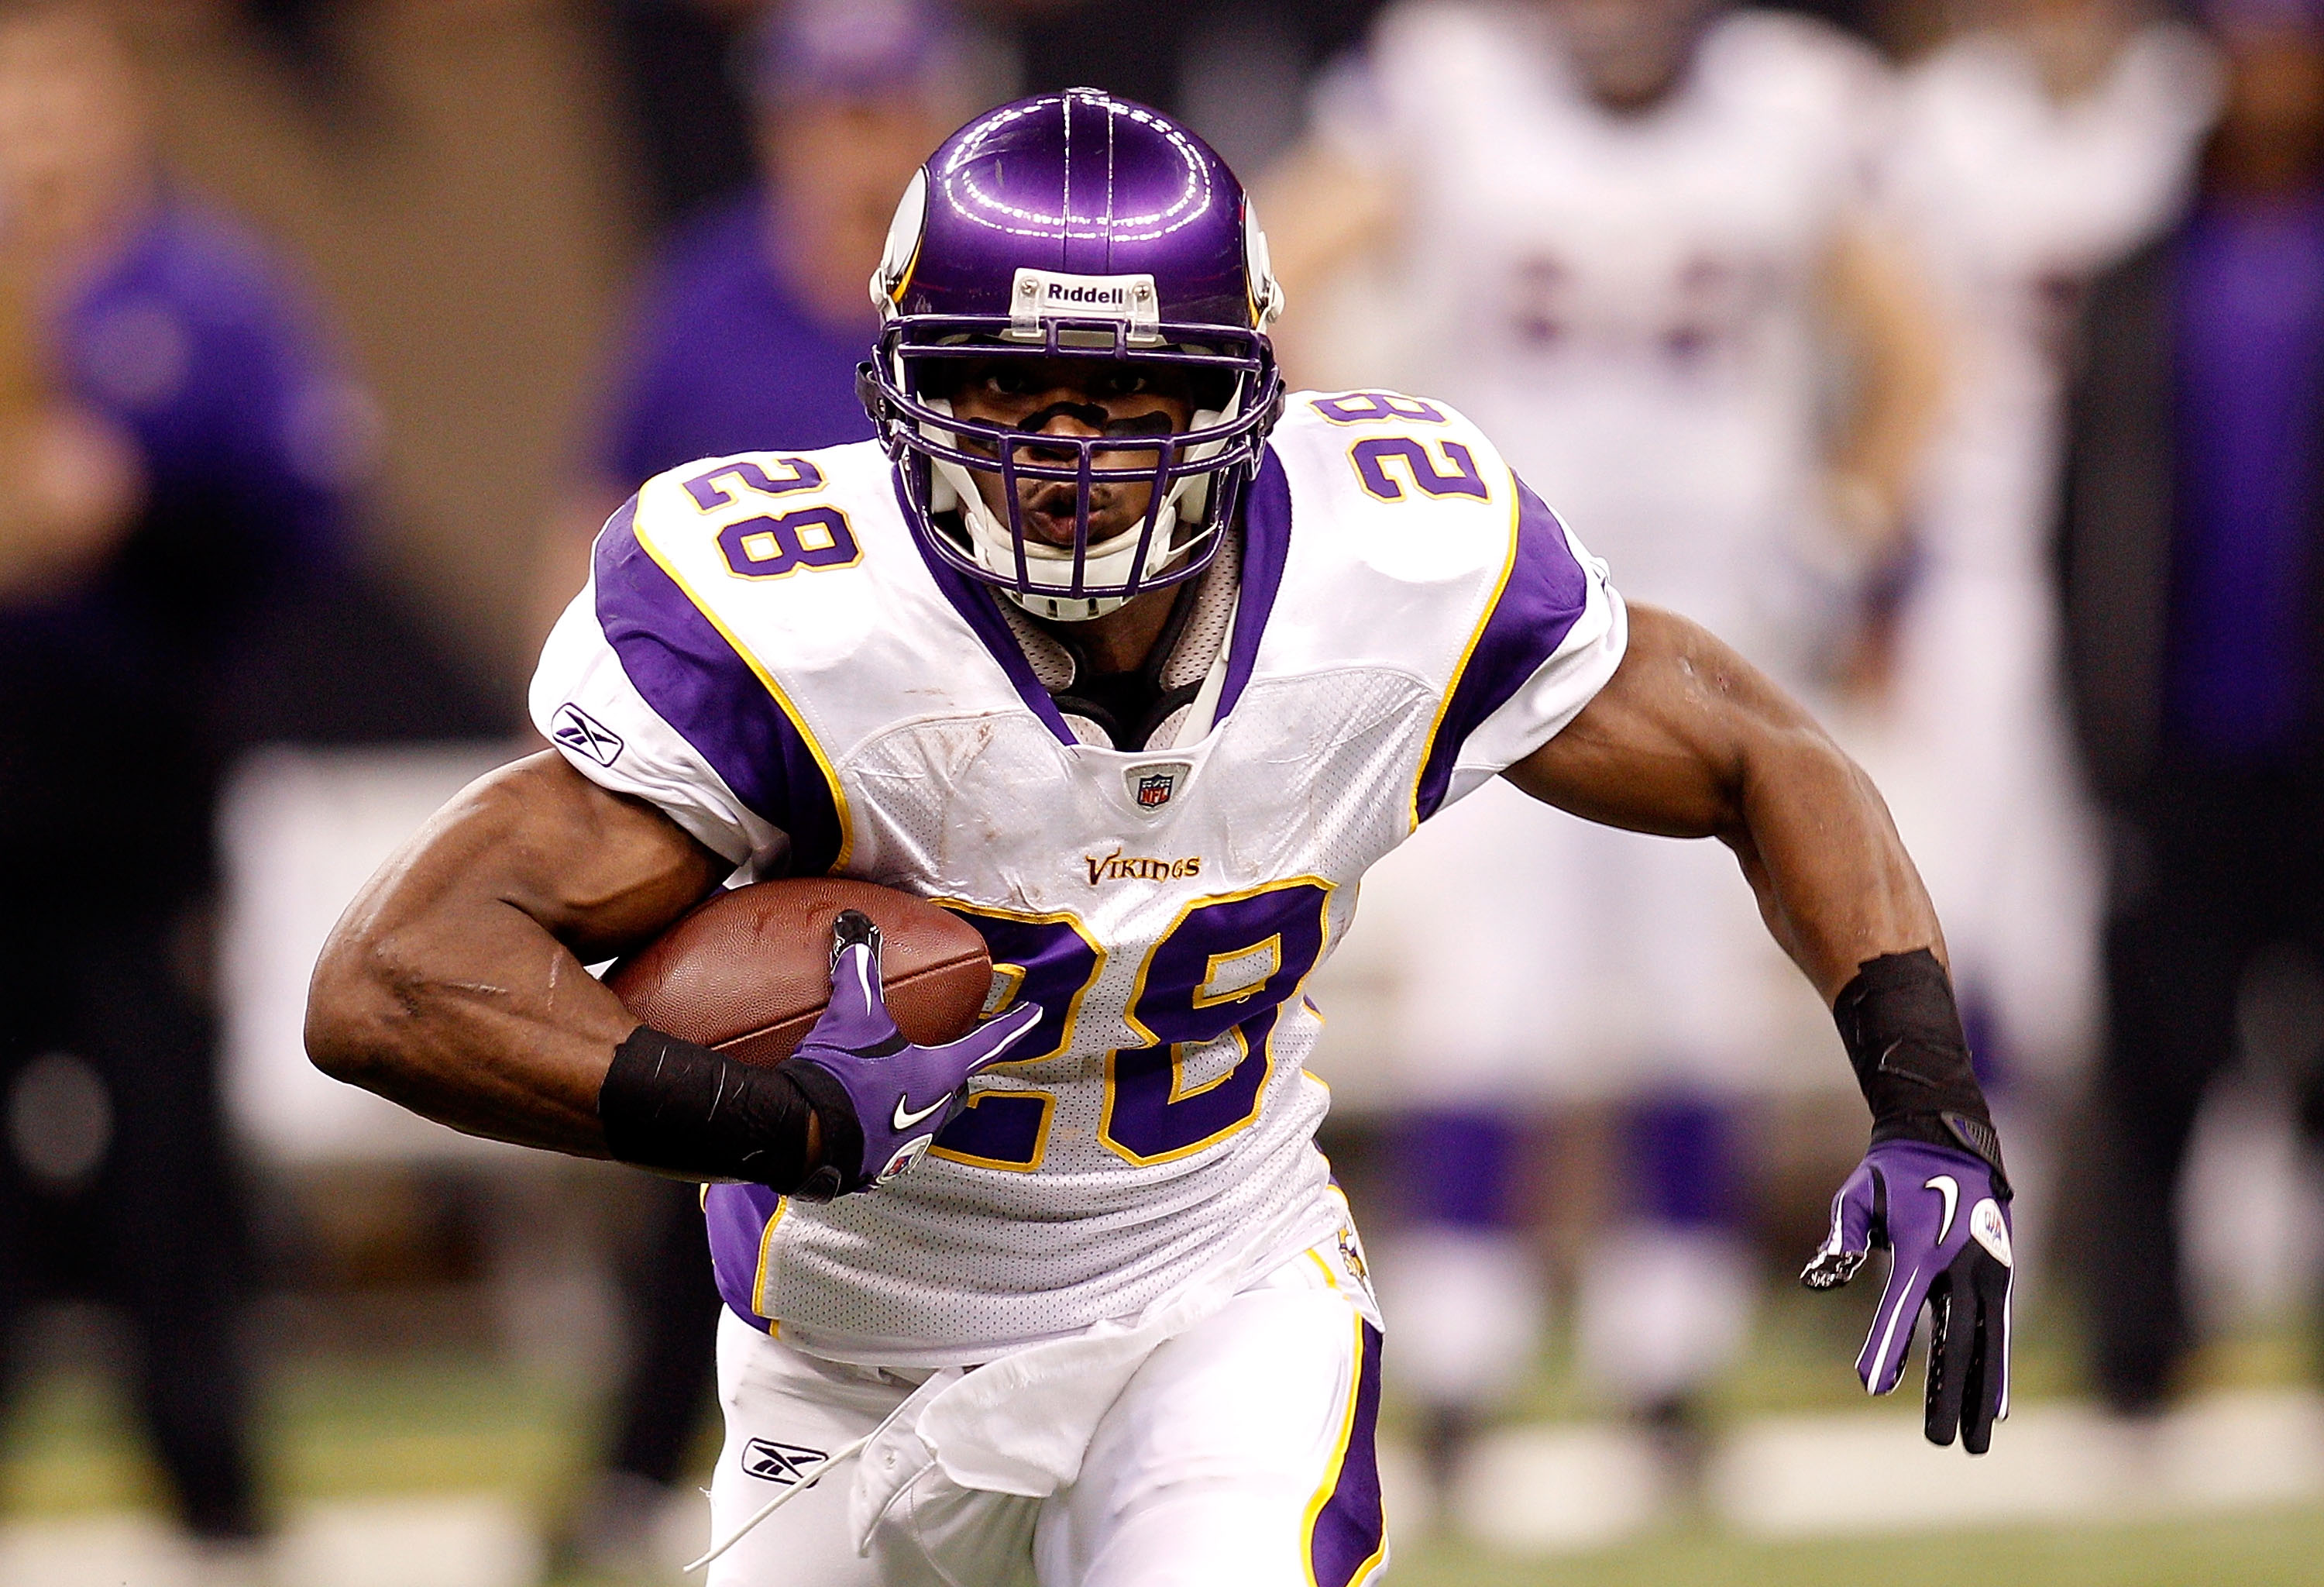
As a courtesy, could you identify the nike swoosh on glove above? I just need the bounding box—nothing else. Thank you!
[779,910,1041,1200]
[1800,1139,2013,1453]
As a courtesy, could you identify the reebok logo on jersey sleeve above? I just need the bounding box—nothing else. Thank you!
[551,703,624,766]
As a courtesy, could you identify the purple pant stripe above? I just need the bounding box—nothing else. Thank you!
[1310,1320,1387,1587]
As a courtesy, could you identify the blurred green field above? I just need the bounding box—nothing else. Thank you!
[1390,1508,2324,1587]
[2,1287,2319,1585]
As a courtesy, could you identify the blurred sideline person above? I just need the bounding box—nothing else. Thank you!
[1265,0,1944,1492]
[0,4,382,1576]
[531,0,995,636]
[545,3,991,1574]
[2058,0,2324,1417]
[1870,0,2219,1265]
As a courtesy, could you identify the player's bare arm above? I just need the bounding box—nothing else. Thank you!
[307,751,1040,1196]
[1515,602,2013,1450]
[1506,601,1941,1000]
[304,751,724,1157]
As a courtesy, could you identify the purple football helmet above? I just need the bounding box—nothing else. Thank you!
[860,88,1285,621]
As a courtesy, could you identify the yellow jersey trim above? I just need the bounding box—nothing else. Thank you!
[1407,470,1521,832]
[750,1195,790,1322]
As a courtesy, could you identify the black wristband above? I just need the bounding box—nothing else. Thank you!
[772,1057,865,1200]
[1833,949,2009,1190]
[600,1026,822,1189]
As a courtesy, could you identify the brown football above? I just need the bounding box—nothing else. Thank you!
[605,878,992,1067]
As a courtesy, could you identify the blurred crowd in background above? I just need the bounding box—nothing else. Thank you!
[0,0,2320,1582]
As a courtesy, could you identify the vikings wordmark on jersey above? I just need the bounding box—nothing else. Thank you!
[531,391,1625,1365]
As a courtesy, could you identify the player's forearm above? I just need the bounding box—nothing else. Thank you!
[307,892,631,1156]
[305,756,720,1158]
[1507,606,1944,1002]
[1720,719,1945,1003]
[1731,714,2008,1183]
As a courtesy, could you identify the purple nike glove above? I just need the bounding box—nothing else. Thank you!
[778,911,1041,1200]
[1801,1139,2014,1453]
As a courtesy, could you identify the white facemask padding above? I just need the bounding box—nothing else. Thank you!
[916,379,1247,622]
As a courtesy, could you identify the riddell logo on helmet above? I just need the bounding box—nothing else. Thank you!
[1048,281,1129,308]
[1011,269,1160,334]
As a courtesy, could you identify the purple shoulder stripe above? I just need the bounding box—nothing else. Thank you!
[1413,476,1590,822]
[593,494,848,873]
[703,1181,785,1328]
[896,473,1080,745]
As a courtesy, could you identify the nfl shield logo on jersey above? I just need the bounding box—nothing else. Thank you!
[1128,763,1189,812]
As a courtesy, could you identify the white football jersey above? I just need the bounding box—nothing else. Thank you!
[531,394,1626,1364]
[1322,2,1892,663]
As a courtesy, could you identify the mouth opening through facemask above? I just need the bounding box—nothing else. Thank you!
[875,330,1267,619]
[925,413,1222,618]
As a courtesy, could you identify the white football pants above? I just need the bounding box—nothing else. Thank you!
[703,1244,1387,1587]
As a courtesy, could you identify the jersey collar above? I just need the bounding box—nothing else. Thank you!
[897,447,1292,750]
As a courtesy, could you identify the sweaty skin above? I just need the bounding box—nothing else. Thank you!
[306,367,1942,1155]
[1506,603,1942,996]
[307,753,724,1158]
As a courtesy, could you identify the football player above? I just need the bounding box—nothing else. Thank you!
[1263,0,1948,1478]
[306,91,2012,1587]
